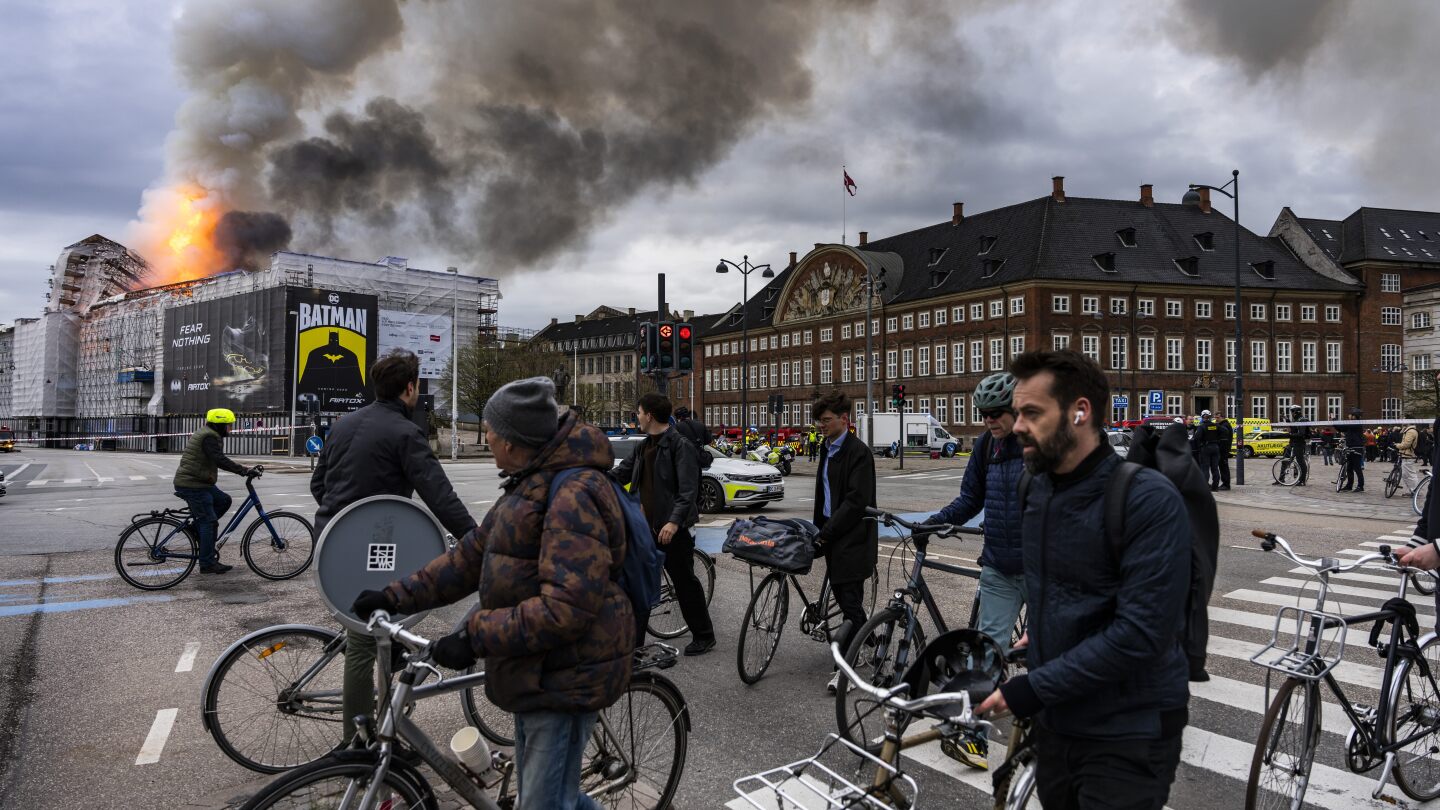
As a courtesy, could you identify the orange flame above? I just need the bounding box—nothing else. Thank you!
[135,185,228,286]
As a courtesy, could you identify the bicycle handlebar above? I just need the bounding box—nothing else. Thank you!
[367,610,433,653]
[1252,529,1423,576]
[828,623,997,732]
[863,507,981,538]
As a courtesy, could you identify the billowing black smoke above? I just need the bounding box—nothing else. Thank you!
[214,211,292,271]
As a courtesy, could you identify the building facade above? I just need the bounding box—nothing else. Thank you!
[696,179,1383,440]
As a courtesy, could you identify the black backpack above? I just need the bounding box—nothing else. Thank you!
[1415,428,1433,464]
[1018,425,1219,682]
[671,417,713,470]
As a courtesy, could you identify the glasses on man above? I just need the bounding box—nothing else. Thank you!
[979,409,1011,420]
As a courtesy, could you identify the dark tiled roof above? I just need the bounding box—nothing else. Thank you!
[701,267,795,337]
[1297,217,1344,261]
[1338,208,1440,265]
[533,309,664,349]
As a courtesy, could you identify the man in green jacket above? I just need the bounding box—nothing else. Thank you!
[173,408,258,574]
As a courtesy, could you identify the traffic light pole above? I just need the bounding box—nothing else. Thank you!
[898,396,904,470]
[656,274,668,396]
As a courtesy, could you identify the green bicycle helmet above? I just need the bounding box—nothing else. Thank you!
[973,372,1017,411]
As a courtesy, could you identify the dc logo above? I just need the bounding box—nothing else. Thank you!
[169,378,181,393]
[327,293,340,305]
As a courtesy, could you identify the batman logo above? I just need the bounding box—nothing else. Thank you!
[323,353,344,363]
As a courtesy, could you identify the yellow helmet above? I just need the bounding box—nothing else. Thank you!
[206,408,237,425]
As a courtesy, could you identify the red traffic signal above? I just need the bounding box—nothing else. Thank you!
[678,326,692,339]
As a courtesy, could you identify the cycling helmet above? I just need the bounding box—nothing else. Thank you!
[899,628,1007,717]
[973,373,1017,411]
[206,408,237,425]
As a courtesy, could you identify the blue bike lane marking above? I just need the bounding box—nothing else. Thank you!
[0,569,186,588]
[0,594,175,617]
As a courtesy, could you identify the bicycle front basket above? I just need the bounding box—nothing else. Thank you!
[723,517,818,575]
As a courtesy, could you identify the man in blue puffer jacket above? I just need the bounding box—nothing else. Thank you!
[979,350,1190,810]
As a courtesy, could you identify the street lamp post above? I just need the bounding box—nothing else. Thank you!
[1184,170,1244,484]
[863,270,886,448]
[716,255,774,448]
[446,266,459,461]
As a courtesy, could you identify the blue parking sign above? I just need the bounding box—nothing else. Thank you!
[1147,390,1164,412]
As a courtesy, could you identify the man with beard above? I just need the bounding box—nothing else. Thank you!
[978,350,1191,810]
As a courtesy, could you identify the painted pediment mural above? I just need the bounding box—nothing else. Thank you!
[779,256,869,323]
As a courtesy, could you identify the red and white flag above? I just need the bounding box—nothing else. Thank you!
[843,170,857,196]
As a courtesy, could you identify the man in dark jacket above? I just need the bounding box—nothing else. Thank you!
[173,408,259,574]
[614,393,715,655]
[1194,409,1223,490]
[354,379,631,810]
[1215,415,1233,489]
[1283,405,1311,486]
[312,350,476,745]
[1341,410,1367,492]
[813,390,877,694]
[979,350,1190,810]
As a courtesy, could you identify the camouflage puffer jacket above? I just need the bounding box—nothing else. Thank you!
[385,410,633,714]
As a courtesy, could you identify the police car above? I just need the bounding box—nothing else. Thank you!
[610,437,785,513]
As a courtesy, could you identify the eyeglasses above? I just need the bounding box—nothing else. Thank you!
[979,409,1011,420]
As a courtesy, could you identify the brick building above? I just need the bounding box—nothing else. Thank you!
[695,178,1394,441]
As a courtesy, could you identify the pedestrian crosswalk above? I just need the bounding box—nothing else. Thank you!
[729,523,1434,808]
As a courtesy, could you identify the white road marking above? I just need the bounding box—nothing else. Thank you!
[8,463,29,479]
[62,478,81,484]
[1179,725,1402,809]
[97,477,114,482]
[130,475,147,481]
[1260,576,1416,603]
[27,480,48,487]
[83,461,104,482]
[1288,566,1410,587]
[175,642,201,673]
[470,500,493,505]
[135,708,178,765]
[1224,588,1432,618]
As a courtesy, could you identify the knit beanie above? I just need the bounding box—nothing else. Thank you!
[483,377,560,448]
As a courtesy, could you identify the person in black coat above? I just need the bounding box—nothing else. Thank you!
[812,390,877,694]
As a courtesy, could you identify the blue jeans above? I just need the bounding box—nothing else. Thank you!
[978,565,1027,655]
[514,710,601,810]
[174,486,232,566]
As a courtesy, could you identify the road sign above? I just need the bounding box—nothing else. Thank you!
[306,435,323,455]
[1148,390,1164,412]
[1113,396,1129,407]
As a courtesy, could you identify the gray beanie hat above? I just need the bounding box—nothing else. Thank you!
[484,377,560,448]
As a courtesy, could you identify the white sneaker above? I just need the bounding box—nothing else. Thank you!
[826,671,842,695]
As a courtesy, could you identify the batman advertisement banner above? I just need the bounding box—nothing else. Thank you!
[163,289,288,413]
[289,288,379,414]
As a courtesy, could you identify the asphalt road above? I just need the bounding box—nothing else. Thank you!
[0,446,1433,808]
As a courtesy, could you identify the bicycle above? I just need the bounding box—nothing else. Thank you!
[835,508,1024,753]
[1244,530,1440,808]
[1414,470,1431,517]
[114,468,314,589]
[647,548,717,640]
[1334,446,1364,493]
[1271,446,1303,487]
[1384,454,1407,499]
[735,551,878,685]
[733,625,1023,809]
[238,612,689,810]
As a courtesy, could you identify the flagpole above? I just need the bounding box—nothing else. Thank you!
[842,164,847,245]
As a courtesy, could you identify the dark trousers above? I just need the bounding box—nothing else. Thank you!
[1290,446,1309,483]
[661,529,714,643]
[1035,727,1183,810]
[1218,453,1231,486]
[830,579,868,658]
[1343,453,1366,490]
[1199,445,1221,487]
[175,485,233,566]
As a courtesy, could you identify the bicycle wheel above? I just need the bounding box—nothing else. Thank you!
[999,759,1038,810]
[737,571,789,684]
[836,606,924,753]
[1415,476,1431,516]
[204,626,346,773]
[242,511,316,580]
[696,549,716,606]
[1272,459,1299,487]
[584,672,688,810]
[114,516,197,590]
[1387,467,1402,499]
[819,571,879,641]
[1388,634,1440,801]
[460,668,515,747]
[1245,677,1321,810]
[238,753,430,810]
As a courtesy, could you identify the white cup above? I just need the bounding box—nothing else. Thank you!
[449,726,492,776]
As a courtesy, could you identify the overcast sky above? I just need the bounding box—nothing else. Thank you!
[2,0,1436,330]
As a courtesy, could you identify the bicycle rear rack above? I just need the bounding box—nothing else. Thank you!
[732,734,917,809]
[1250,605,1348,682]
[134,507,192,523]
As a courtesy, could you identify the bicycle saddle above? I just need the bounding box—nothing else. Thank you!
[900,628,1007,717]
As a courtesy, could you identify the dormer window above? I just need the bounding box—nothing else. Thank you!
[1092,252,1117,273]
[1116,228,1137,248]
[764,287,778,302]
[979,236,997,255]
[981,258,1006,279]
[1194,231,1215,251]
[1174,256,1200,277]
[1250,260,1276,280]
[762,306,775,320]
[928,247,948,265]
[929,269,951,288]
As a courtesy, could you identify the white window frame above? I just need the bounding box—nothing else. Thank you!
[1275,303,1292,321]
[1166,394,1182,417]
[952,342,964,374]
[1251,340,1268,373]
[1166,337,1183,371]
[819,327,833,343]
[989,300,1004,319]
[952,306,965,323]
[1139,336,1155,370]
[1166,299,1183,318]
[989,338,1004,370]
[1325,305,1341,323]
[1276,341,1292,373]
[1137,298,1155,317]
[1382,307,1401,326]
[1250,303,1267,321]
[1052,294,1071,314]
[918,311,930,329]
[971,341,984,375]
[1110,335,1128,370]
[1327,395,1343,420]
[935,344,947,375]
[918,345,930,376]
[1251,395,1268,420]
[1110,297,1127,316]
[1081,335,1100,362]
[819,356,833,384]
[887,350,898,379]
[1010,296,1025,315]
[841,324,852,340]
[1382,273,1401,293]
[1301,341,1317,373]
[1301,304,1317,322]
[1010,335,1025,358]
[1196,338,1212,372]
[970,303,984,320]
[902,348,914,377]
[1195,300,1212,319]
[935,308,947,326]
[886,317,898,333]
[1081,296,1100,315]
[1053,333,1071,351]
[902,313,915,331]
[1326,341,1342,373]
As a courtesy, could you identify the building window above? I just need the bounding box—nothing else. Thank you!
[770,335,778,349]
[1302,396,1317,421]
[970,395,982,424]
[1052,295,1071,314]
[820,327,833,342]
[1053,333,1071,351]
[1252,395,1268,420]
[1301,341,1317,373]
[855,320,866,337]
[952,342,964,374]
[1110,297,1127,315]
[803,357,813,384]
[1276,394,1294,416]
[902,348,914,377]
[936,397,948,424]
[1250,303,1267,321]
[1413,312,1432,329]
[935,344,947,375]
[918,396,931,415]
[935,308,947,326]
[1276,341,1292,373]
[1382,273,1401,293]
[1010,335,1025,358]
[1226,339,1237,372]
[1081,335,1100,362]
[781,333,790,348]
[902,313,915,331]
[954,396,967,425]
[1166,394,1182,416]
[872,318,880,336]
[871,352,880,380]
[769,362,777,386]
[840,324,851,341]
[1300,304,1317,322]
[1139,336,1155,370]
[1196,339,1212,372]
[990,338,1004,370]
[1224,302,1236,320]
[1166,299,1182,318]
[989,300,1004,319]
[1325,305,1341,323]
[1137,298,1154,317]
[851,401,863,418]
[1383,397,1402,419]
[918,311,930,329]
[918,346,930,376]
[804,330,813,345]
[972,341,984,374]
[840,354,851,383]
[1081,296,1100,315]
[820,356,833,384]
[887,350,898,379]
[1251,340,1267,373]
[854,354,865,382]
[1326,341,1342,373]
[1011,296,1025,315]
[1382,307,1402,326]
[1327,395,1343,420]
[1275,304,1292,321]
[1110,335,1128,370]
[1166,337,1183,371]
[970,303,984,320]
[953,306,965,323]
[1382,343,1402,368]
[1195,300,1212,319]
[885,317,897,334]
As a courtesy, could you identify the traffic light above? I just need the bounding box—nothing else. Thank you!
[638,323,658,371]
[890,383,906,409]
[674,323,694,372]
[657,322,675,370]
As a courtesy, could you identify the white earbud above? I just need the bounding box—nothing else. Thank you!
[1073,411,1084,425]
